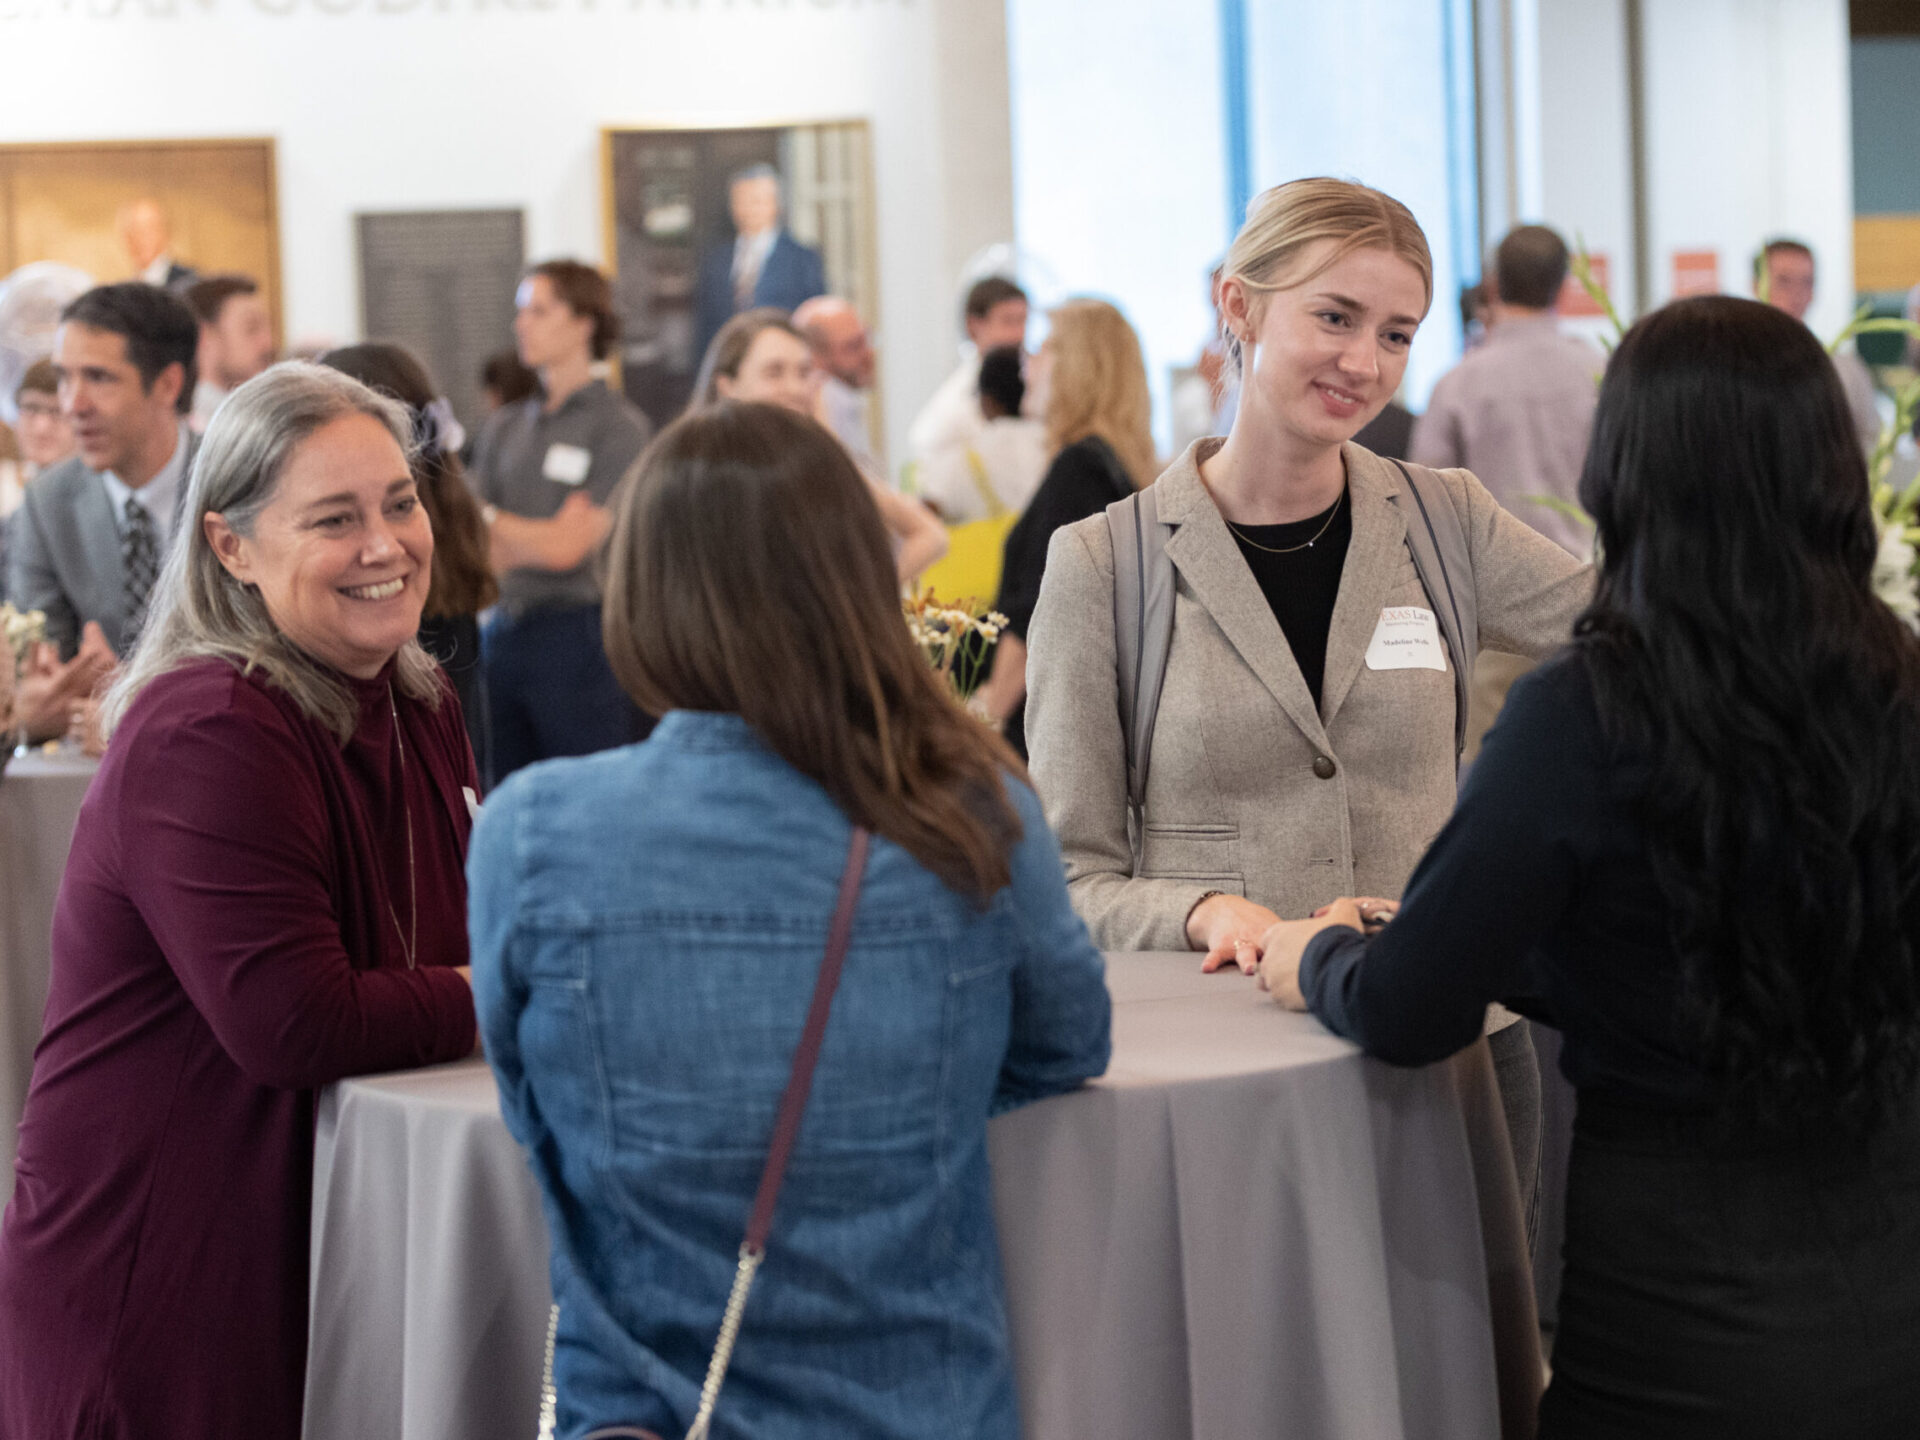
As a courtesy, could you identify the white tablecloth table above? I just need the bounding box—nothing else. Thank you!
[0,752,96,1202]
[307,953,1540,1440]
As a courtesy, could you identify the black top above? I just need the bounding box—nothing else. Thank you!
[994,437,1137,758]
[995,437,1135,640]
[1301,651,1712,1112]
[1227,490,1353,708]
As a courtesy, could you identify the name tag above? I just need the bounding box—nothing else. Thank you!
[542,443,592,486]
[1365,606,1448,672]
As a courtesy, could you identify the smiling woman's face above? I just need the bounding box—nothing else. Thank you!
[207,411,433,679]
[717,326,818,416]
[1232,242,1428,450]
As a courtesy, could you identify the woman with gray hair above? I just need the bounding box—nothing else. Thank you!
[0,363,481,1439]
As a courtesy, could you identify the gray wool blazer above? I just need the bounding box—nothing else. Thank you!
[1025,437,1593,953]
[7,435,196,659]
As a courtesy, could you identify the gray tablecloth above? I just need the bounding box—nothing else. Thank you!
[0,753,95,1202]
[307,953,1540,1440]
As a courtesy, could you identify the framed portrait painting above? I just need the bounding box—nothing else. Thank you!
[601,120,879,437]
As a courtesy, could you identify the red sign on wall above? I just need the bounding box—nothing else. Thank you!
[1559,254,1610,317]
[1670,249,1721,298]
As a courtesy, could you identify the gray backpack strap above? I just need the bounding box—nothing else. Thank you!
[1388,458,1478,761]
[1105,485,1175,868]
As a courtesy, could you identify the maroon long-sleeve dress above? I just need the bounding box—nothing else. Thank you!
[0,657,479,1438]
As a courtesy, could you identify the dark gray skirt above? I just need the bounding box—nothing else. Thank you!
[1540,1091,1920,1439]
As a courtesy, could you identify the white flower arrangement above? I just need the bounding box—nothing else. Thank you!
[2,602,47,656]
[903,590,1009,705]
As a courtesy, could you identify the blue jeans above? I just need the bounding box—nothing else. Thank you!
[481,604,650,786]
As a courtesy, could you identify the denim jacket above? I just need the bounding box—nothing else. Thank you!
[470,711,1112,1440]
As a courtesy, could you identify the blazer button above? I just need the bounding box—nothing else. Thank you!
[1312,754,1337,780]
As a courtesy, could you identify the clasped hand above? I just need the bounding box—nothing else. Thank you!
[1190,892,1398,1008]
[13,623,117,745]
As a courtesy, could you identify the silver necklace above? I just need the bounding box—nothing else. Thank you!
[385,685,418,970]
[1225,487,1346,554]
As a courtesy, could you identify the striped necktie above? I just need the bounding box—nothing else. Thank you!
[122,495,158,646]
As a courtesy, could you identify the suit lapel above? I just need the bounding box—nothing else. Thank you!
[76,469,125,649]
[1158,441,1329,748]
[1319,444,1411,727]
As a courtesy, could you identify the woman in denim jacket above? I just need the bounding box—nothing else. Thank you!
[470,401,1113,1440]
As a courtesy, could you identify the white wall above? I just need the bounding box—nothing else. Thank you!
[1532,0,1635,344]
[0,0,1014,470]
[1528,0,1855,342]
[1242,0,1466,408]
[1006,0,1228,451]
[1639,0,1854,340]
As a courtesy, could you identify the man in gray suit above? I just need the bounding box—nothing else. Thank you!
[9,283,199,741]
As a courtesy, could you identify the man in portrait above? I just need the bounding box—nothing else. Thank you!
[693,164,825,362]
[116,198,198,293]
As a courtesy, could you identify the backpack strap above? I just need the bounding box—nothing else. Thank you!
[1388,458,1478,762]
[1106,485,1175,870]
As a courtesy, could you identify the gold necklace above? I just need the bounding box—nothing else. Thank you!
[1225,487,1346,554]
[386,685,418,970]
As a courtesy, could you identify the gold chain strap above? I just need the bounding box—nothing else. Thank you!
[683,1244,765,1440]
[537,1302,560,1440]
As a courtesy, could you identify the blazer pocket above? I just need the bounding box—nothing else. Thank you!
[1139,819,1243,886]
[1137,870,1246,894]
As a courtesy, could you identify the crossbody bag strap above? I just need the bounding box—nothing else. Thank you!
[684,825,870,1440]
[541,827,872,1440]
[1388,458,1476,764]
[1105,485,1173,871]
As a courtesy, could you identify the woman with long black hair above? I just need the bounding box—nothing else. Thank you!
[1260,294,1920,1436]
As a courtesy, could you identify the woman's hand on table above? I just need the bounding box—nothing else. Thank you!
[1316,896,1397,928]
[1257,897,1366,1009]
[1188,893,1284,974]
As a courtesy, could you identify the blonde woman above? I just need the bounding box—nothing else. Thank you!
[1024,180,1594,1236]
[972,298,1157,754]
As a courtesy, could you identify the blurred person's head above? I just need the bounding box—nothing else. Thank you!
[1460,282,1489,335]
[185,275,275,390]
[15,358,74,471]
[105,362,444,742]
[317,342,498,623]
[602,401,1024,900]
[728,164,783,239]
[1036,298,1156,488]
[693,309,816,415]
[1491,224,1570,314]
[963,276,1029,352]
[116,198,174,273]
[792,296,876,390]
[1754,239,1816,323]
[1575,294,1920,1128]
[515,260,619,369]
[480,348,540,412]
[56,282,199,478]
[1215,177,1432,451]
[976,345,1026,421]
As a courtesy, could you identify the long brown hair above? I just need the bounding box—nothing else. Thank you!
[689,307,800,412]
[318,343,499,620]
[1044,298,1158,488]
[603,402,1025,901]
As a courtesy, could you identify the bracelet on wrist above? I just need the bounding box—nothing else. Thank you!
[1185,889,1226,945]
